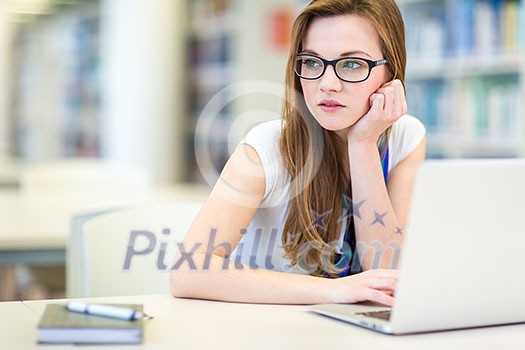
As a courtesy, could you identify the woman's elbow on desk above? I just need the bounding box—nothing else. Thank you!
[168,252,230,299]
[168,252,204,298]
[169,269,187,298]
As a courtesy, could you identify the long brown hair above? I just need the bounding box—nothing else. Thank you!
[280,0,406,276]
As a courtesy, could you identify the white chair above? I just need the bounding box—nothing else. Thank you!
[67,208,116,298]
[78,200,203,297]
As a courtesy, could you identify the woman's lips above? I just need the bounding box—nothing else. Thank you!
[319,100,345,112]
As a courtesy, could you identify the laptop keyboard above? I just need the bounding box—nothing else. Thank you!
[356,310,392,321]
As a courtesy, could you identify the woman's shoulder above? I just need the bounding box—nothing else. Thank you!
[241,119,283,164]
[243,119,283,144]
[392,114,426,135]
[388,114,426,169]
[240,119,289,206]
[390,114,426,143]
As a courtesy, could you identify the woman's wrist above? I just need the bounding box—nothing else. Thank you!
[346,129,379,148]
[347,137,379,154]
[320,277,341,304]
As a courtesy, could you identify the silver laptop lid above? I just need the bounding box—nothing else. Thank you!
[391,159,525,333]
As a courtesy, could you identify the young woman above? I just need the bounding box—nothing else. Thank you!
[170,0,426,306]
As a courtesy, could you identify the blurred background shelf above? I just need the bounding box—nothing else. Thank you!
[10,1,100,160]
[407,52,525,79]
[400,0,525,158]
[184,0,307,183]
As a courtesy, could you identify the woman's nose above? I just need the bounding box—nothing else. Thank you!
[319,65,343,92]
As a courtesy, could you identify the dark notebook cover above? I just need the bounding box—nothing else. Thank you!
[37,303,144,344]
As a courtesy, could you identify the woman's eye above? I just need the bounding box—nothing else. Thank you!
[304,59,320,68]
[342,61,361,69]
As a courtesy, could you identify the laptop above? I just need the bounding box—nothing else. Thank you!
[310,158,525,334]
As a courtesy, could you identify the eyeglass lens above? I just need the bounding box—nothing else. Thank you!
[295,56,370,82]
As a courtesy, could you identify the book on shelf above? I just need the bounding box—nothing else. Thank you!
[519,0,525,48]
[36,303,144,344]
[404,0,524,60]
[407,77,521,147]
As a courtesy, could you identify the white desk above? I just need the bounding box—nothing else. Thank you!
[1,294,523,349]
[0,301,40,348]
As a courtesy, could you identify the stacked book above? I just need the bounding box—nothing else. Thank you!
[37,303,145,344]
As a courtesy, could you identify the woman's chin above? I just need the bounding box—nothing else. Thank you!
[314,116,355,134]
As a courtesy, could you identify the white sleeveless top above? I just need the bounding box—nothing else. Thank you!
[230,115,426,274]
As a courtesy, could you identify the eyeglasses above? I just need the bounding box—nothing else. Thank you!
[295,54,388,83]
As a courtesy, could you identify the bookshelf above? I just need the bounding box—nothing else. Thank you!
[398,0,525,158]
[185,0,237,182]
[9,1,100,160]
[5,0,183,182]
[184,0,305,184]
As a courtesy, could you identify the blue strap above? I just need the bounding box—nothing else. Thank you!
[334,249,352,277]
[381,147,389,183]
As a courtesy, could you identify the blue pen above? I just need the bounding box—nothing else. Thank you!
[63,302,150,321]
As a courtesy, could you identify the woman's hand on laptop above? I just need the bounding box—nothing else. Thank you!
[328,269,399,306]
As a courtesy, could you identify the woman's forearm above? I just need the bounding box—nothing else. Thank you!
[170,252,332,304]
[347,141,403,270]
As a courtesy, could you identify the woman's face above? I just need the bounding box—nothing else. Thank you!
[300,15,388,137]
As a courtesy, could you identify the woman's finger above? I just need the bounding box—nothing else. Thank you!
[365,288,395,306]
[367,278,398,292]
[368,93,385,115]
[393,80,407,116]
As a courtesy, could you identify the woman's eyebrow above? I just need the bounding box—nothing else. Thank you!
[300,49,318,55]
[339,50,371,58]
[300,48,372,58]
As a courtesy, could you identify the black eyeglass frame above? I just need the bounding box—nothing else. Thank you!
[295,53,388,83]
